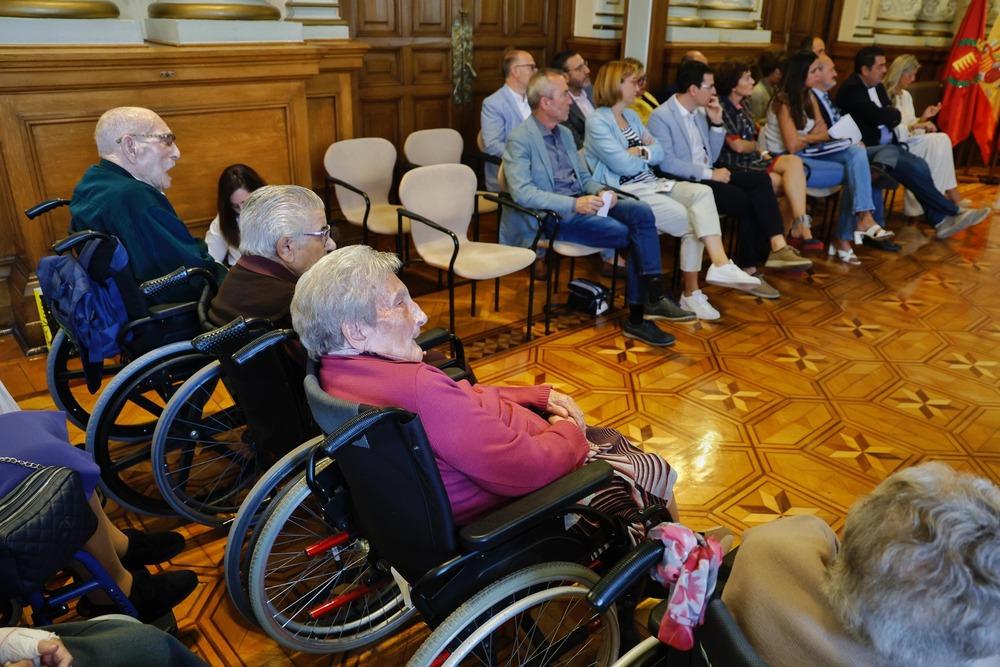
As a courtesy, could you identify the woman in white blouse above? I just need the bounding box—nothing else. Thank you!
[886,55,970,215]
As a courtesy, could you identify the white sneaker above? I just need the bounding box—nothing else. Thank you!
[679,290,721,320]
[705,261,761,289]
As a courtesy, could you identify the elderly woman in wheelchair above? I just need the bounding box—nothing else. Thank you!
[291,244,679,536]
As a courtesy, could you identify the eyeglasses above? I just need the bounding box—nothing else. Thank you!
[514,63,538,71]
[300,224,331,240]
[117,133,176,147]
[700,82,716,90]
[637,75,648,85]
[565,60,589,73]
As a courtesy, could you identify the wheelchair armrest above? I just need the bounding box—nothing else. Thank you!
[416,327,451,350]
[191,317,277,356]
[26,198,71,220]
[51,230,112,254]
[145,300,198,320]
[232,328,296,365]
[459,460,614,550]
[586,540,663,613]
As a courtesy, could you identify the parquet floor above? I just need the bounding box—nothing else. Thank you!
[4,179,1000,665]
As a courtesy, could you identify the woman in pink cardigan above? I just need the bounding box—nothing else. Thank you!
[290,245,678,537]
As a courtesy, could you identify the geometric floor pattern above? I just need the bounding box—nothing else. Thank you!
[3,181,1000,665]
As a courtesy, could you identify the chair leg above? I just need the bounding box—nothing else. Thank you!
[526,264,536,342]
[494,277,500,312]
[471,279,477,317]
[610,249,619,310]
[670,238,681,297]
[545,254,557,335]
[448,271,456,335]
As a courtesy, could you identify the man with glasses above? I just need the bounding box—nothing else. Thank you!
[208,185,335,331]
[70,106,226,301]
[481,50,537,196]
[648,61,811,299]
[551,50,593,150]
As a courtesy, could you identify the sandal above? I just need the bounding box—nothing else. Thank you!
[854,223,894,244]
[828,245,861,265]
[788,214,824,252]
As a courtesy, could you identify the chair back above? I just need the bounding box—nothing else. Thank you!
[324,137,397,213]
[304,370,459,583]
[399,163,478,249]
[696,597,770,666]
[404,128,464,166]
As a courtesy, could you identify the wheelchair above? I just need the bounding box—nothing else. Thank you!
[238,363,666,662]
[31,200,216,433]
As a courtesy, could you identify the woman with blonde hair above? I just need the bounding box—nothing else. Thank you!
[885,54,970,213]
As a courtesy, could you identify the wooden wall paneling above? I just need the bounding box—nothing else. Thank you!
[362,48,404,86]
[412,0,449,34]
[474,0,505,34]
[356,0,401,35]
[412,46,452,84]
[413,96,455,130]
[361,98,405,145]
[514,0,549,36]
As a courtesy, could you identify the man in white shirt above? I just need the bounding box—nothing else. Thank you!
[480,50,536,194]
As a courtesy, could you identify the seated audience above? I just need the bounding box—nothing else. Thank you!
[0,408,196,623]
[659,50,708,101]
[552,49,594,150]
[205,163,267,266]
[801,35,826,56]
[291,245,679,540]
[584,58,760,321]
[0,620,207,667]
[886,54,971,214]
[830,46,989,239]
[723,462,1000,667]
[648,60,812,297]
[765,51,886,265]
[714,58,820,251]
[481,49,536,198]
[624,57,661,125]
[208,184,335,329]
[69,106,227,302]
[503,68,698,347]
[750,50,784,125]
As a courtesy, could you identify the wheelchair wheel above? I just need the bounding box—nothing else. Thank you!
[86,341,209,516]
[248,462,417,653]
[152,360,260,527]
[224,437,323,624]
[46,329,127,431]
[407,563,619,667]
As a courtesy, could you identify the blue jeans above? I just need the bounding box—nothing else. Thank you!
[872,147,959,225]
[546,198,659,305]
[801,145,875,241]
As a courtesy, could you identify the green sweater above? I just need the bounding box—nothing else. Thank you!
[69,159,226,301]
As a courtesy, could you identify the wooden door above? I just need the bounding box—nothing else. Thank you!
[347,0,567,149]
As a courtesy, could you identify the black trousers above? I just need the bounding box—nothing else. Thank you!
[700,169,783,269]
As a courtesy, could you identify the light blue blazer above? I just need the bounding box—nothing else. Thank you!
[584,106,664,187]
[481,85,528,191]
[499,117,604,248]
[646,96,725,181]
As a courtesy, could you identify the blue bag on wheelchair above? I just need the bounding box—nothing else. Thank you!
[36,235,143,390]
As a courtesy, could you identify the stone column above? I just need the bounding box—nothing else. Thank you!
[667,0,770,45]
[873,0,924,45]
[0,0,146,42]
[143,0,303,45]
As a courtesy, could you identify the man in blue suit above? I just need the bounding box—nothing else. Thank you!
[648,60,811,298]
[503,68,695,347]
[481,50,536,194]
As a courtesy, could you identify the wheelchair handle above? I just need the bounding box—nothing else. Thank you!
[305,406,414,504]
[25,198,70,220]
[586,540,664,613]
[140,266,218,298]
[231,328,296,365]
[190,316,274,356]
[50,230,112,254]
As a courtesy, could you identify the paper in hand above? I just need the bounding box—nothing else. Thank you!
[596,190,612,217]
[828,114,863,145]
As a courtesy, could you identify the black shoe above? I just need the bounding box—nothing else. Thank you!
[77,568,198,623]
[861,235,901,252]
[622,320,675,347]
[643,297,696,323]
[120,529,186,569]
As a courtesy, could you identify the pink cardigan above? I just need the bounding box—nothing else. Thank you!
[319,354,589,524]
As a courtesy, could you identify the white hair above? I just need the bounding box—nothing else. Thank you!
[237,185,325,259]
[94,107,162,155]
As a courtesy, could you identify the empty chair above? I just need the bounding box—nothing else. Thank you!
[398,163,536,334]
[323,137,408,252]
[404,128,499,238]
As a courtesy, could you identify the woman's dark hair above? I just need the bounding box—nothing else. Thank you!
[714,58,754,99]
[217,164,266,251]
[773,51,818,131]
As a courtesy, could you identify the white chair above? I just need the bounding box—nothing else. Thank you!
[404,128,500,240]
[323,137,408,254]
[398,164,537,335]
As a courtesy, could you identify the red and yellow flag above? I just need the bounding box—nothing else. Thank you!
[938,0,987,158]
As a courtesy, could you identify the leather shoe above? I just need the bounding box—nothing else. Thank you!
[861,235,901,252]
[77,568,198,623]
[120,529,186,569]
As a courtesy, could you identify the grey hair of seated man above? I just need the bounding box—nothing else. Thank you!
[94,106,162,155]
[291,245,402,360]
[825,462,1000,666]
[237,185,324,258]
[526,69,564,110]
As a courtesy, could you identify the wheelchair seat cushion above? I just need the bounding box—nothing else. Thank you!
[0,411,99,500]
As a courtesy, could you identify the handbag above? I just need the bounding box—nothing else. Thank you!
[567,278,611,316]
[0,459,98,599]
